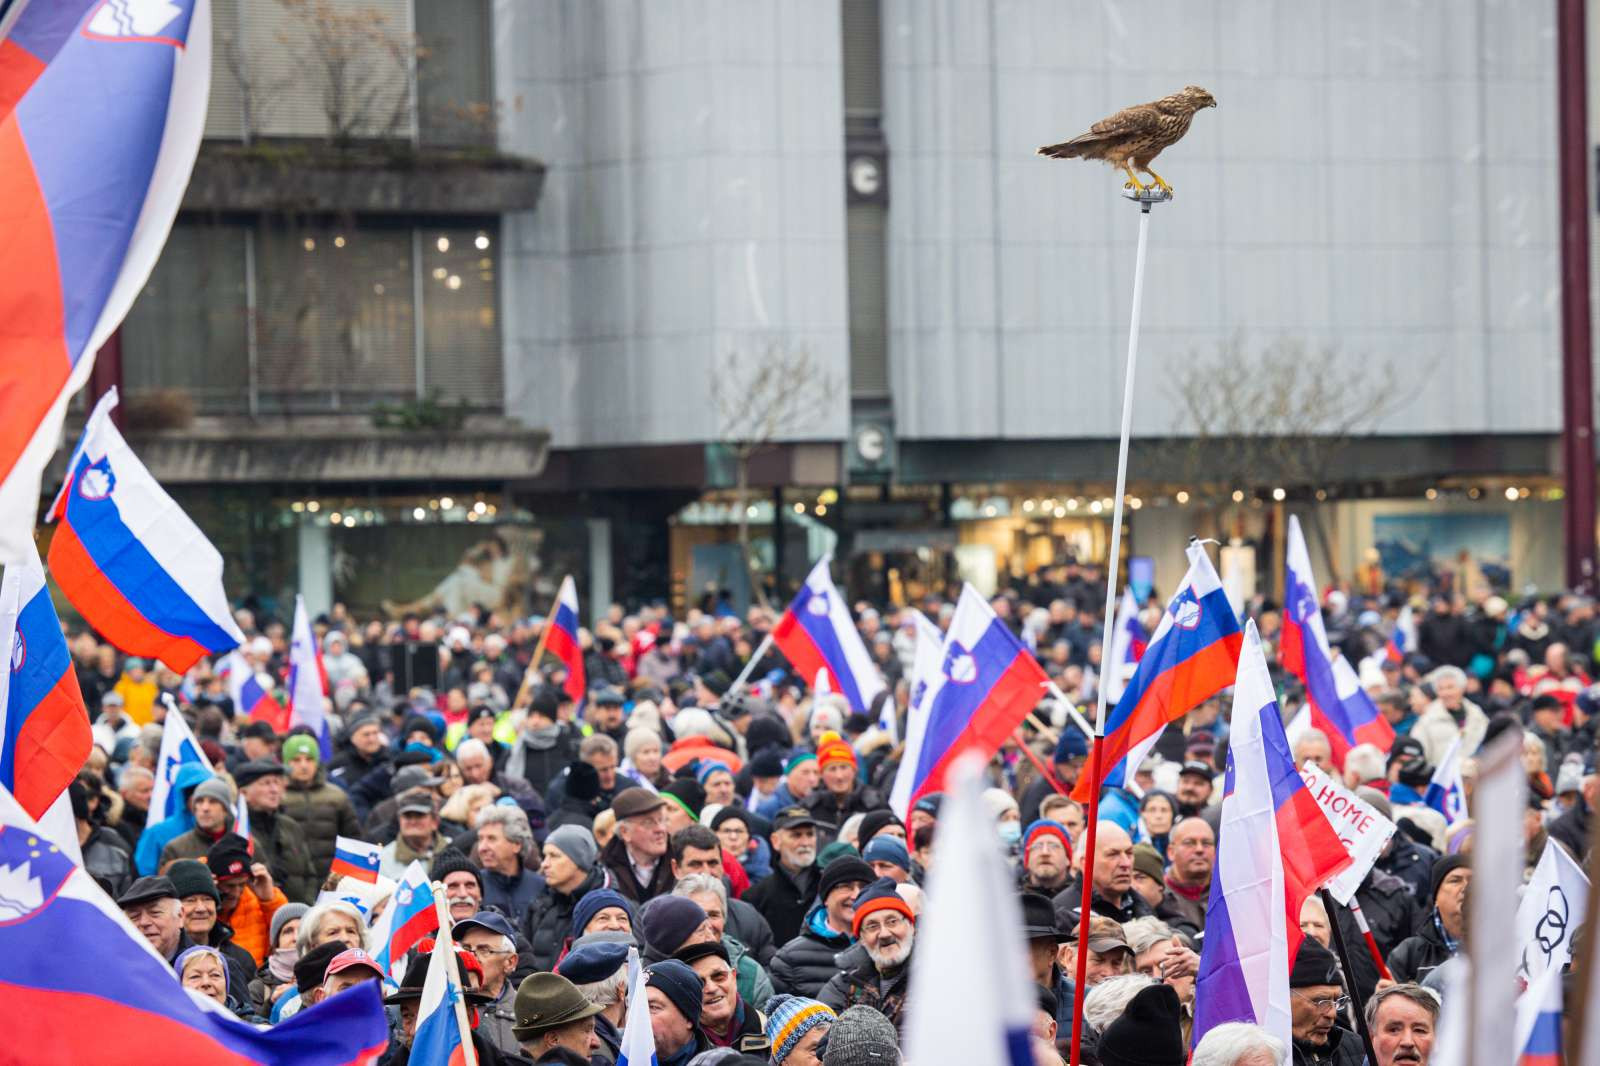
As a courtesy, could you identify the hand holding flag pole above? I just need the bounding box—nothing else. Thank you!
[1069,175,1166,1066]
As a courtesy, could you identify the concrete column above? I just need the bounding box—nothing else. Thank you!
[297,522,333,617]
[586,518,612,621]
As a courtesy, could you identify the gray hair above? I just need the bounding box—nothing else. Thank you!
[296,900,368,955]
[474,805,535,855]
[1343,743,1387,785]
[1191,1022,1287,1066]
[1363,983,1440,1031]
[1426,665,1468,688]
[119,766,154,788]
[455,738,491,764]
[1120,916,1176,955]
[1082,973,1156,1032]
[580,733,619,760]
[673,873,728,910]
[573,966,628,1009]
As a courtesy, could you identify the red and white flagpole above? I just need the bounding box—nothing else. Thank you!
[1070,188,1164,1066]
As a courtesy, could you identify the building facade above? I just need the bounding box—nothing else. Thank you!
[103,0,1582,621]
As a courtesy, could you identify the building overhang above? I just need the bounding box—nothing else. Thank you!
[89,415,549,486]
[183,140,546,216]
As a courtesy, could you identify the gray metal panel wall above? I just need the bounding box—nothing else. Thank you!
[881,0,1561,441]
[496,0,852,448]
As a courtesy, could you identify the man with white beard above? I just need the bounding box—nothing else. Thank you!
[818,878,916,1034]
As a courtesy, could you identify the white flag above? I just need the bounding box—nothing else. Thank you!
[1514,837,1590,983]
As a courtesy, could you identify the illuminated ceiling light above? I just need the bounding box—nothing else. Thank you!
[429,499,440,510]
[1505,486,1519,501]
[1023,499,1035,512]
[1175,490,1190,505]
[1053,506,1066,518]
[793,502,805,513]
[333,235,346,248]
[412,506,426,520]
[432,267,448,280]
[342,515,356,528]
[816,504,828,516]
[473,501,487,515]
[1270,487,1285,501]
[1468,486,1482,499]
[1128,497,1142,510]
[475,233,490,250]
[1089,500,1104,514]
[373,283,386,296]
[302,237,316,252]
[1067,498,1080,511]
[290,501,305,513]
[1425,488,1438,500]
[436,236,450,252]
[306,500,320,513]
[447,275,462,290]
[440,496,455,510]
[1231,489,1245,503]
[328,511,342,524]
[1519,487,1531,499]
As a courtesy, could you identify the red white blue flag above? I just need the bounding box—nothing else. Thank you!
[1281,516,1394,766]
[1192,621,1352,1051]
[907,584,1046,807]
[1073,542,1242,803]
[330,835,381,884]
[369,860,438,980]
[47,390,245,672]
[0,539,90,820]
[0,778,389,1064]
[287,595,331,758]
[772,556,886,714]
[1103,586,1148,703]
[0,0,211,564]
[545,575,586,704]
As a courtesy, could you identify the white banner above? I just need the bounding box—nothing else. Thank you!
[1514,838,1591,984]
[1297,760,1397,904]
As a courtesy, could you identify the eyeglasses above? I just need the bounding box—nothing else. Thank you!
[859,913,908,938]
[466,944,510,958]
[1293,991,1350,1013]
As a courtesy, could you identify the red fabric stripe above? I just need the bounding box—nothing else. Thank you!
[12,668,91,820]
[772,613,828,690]
[912,655,1046,805]
[1276,786,1354,961]
[543,624,585,703]
[0,980,259,1064]
[46,519,210,672]
[0,117,73,482]
[0,40,46,124]
[1071,634,1243,803]
[329,857,377,882]
[1307,705,1353,767]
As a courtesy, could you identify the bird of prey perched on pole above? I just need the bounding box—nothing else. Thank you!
[1037,86,1216,196]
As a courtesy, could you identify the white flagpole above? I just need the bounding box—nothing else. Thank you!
[431,882,479,1066]
[1070,191,1163,1066]
[727,630,775,694]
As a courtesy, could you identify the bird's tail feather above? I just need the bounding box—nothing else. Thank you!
[1037,133,1109,159]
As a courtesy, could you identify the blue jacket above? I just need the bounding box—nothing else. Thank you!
[133,763,215,875]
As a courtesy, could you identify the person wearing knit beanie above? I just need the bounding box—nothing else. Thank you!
[168,859,220,905]
[861,836,910,883]
[819,1004,899,1065]
[643,958,707,1060]
[545,824,599,873]
[1095,983,1186,1066]
[806,732,884,832]
[270,902,310,951]
[765,994,836,1064]
[429,849,486,923]
[640,895,709,960]
[282,734,319,765]
[849,877,915,939]
[569,888,638,942]
[856,810,904,847]
[1388,853,1471,983]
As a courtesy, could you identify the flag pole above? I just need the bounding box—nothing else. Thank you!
[431,881,479,1066]
[1070,188,1163,1066]
[727,630,776,695]
[1320,888,1380,1066]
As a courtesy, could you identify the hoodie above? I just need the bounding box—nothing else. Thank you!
[133,763,215,875]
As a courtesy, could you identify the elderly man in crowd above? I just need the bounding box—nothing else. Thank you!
[1055,822,1154,927]
[818,878,916,1032]
[1367,984,1438,1066]
[118,876,193,967]
[745,807,823,945]
[455,910,526,1061]
[378,787,449,880]
[476,805,545,921]
[602,787,675,902]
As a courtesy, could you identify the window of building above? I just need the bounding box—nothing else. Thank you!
[414,0,495,147]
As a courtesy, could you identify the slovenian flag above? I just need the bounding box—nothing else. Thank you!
[1513,963,1563,1066]
[1281,516,1394,767]
[0,539,90,821]
[47,389,245,672]
[616,955,657,1066]
[0,0,211,565]
[411,913,474,1066]
[370,860,438,980]
[545,575,586,704]
[1192,620,1352,1052]
[0,779,390,1064]
[330,835,381,883]
[1073,542,1242,803]
[147,695,213,821]
[772,556,886,714]
[1424,736,1467,824]
[904,754,1035,1065]
[1103,587,1148,703]
[286,595,330,759]
[907,584,1047,807]
[889,607,948,819]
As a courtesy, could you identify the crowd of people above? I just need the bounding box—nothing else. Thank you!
[62,568,1600,1065]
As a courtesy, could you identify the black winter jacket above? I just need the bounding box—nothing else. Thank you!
[817,943,911,1035]
[743,862,820,947]
[281,770,363,878]
[1292,1025,1366,1066]
[769,905,853,997]
[522,865,612,971]
[726,897,777,966]
[1387,913,1456,984]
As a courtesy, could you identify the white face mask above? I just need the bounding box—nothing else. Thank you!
[998,821,1022,845]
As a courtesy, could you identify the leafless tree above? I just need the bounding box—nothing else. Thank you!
[710,342,840,609]
[277,0,418,144]
[1165,335,1414,582]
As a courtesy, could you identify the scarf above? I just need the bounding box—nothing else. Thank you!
[505,723,563,781]
[1432,910,1460,954]
[1165,874,1206,902]
[268,947,297,983]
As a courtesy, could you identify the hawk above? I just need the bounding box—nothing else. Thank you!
[1038,86,1216,196]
